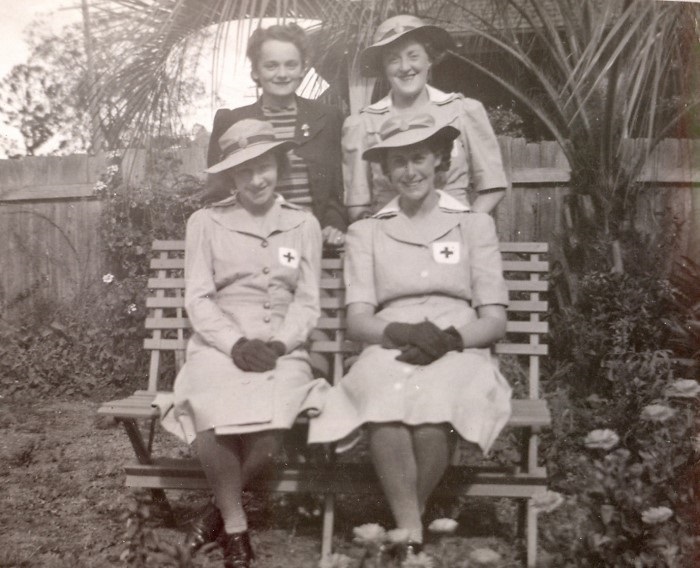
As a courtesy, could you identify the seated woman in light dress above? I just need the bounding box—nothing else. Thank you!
[172,118,327,568]
[309,112,512,560]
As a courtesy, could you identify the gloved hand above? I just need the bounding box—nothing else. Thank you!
[382,321,454,358]
[231,338,284,372]
[394,326,464,366]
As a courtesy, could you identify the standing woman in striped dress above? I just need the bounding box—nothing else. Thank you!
[206,23,347,246]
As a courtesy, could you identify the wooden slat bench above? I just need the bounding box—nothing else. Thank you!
[98,239,551,566]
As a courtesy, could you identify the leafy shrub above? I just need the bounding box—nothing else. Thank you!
[1,150,203,400]
[541,260,700,567]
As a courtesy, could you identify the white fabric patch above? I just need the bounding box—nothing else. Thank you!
[432,241,460,264]
[278,247,300,268]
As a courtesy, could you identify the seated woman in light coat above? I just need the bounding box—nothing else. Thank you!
[309,113,512,560]
[172,118,327,568]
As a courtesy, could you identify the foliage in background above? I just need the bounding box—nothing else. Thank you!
[0,152,202,400]
[0,17,206,157]
[539,235,699,566]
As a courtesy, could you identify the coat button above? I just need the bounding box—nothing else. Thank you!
[263,316,271,323]
[420,270,429,278]
[261,240,269,248]
[263,302,271,309]
[262,267,270,274]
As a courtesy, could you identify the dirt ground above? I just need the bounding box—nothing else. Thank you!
[0,398,524,567]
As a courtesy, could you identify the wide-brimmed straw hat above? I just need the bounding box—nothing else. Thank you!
[205,119,297,174]
[362,113,459,162]
[359,14,455,77]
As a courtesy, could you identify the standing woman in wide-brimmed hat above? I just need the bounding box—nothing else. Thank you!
[206,22,347,247]
[309,113,512,560]
[172,118,328,567]
[343,14,507,221]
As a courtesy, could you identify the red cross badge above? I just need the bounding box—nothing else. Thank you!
[278,247,300,268]
[432,242,460,264]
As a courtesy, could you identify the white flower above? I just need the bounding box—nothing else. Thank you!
[531,490,565,513]
[427,518,458,534]
[640,404,677,423]
[665,379,700,398]
[469,547,502,566]
[102,273,114,284]
[127,304,137,314]
[386,528,410,543]
[107,164,119,175]
[641,506,673,525]
[318,553,352,568]
[584,429,620,450]
[352,523,386,544]
[93,180,107,193]
[107,150,122,159]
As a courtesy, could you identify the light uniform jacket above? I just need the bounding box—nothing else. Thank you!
[166,196,329,444]
[342,86,508,212]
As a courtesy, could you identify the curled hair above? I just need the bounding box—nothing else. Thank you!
[246,23,310,69]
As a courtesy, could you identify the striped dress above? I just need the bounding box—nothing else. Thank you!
[262,105,313,208]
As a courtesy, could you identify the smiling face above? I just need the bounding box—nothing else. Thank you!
[381,37,432,102]
[229,151,279,214]
[251,39,305,107]
[385,142,441,206]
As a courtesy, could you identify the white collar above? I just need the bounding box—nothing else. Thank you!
[373,190,470,218]
[210,193,303,211]
[366,85,456,113]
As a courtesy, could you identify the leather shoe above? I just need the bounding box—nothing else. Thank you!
[183,502,223,555]
[223,531,255,568]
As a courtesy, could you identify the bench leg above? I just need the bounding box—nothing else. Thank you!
[118,417,176,527]
[525,499,538,568]
[321,492,335,559]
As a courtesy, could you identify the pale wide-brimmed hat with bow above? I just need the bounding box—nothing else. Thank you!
[359,14,455,77]
[362,113,459,162]
[205,119,297,174]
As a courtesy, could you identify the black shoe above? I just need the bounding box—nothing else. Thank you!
[183,502,223,555]
[223,531,255,568]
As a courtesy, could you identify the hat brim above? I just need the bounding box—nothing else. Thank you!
[362,124,460,162]
[205,139,297,174]
[359,26,455,77]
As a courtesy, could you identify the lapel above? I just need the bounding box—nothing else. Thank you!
[295,97,326,145]
[208,196,306,238]
[376,191,468,246]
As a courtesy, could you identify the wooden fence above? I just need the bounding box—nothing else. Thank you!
[0,138,697,317]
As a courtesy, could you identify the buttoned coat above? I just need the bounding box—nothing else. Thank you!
[342,86,507,212]
[207,97,347,231]
[171,196,329,443]
[308,192,511,454]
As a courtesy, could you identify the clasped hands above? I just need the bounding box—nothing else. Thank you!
[382,321,464,366]
[231,338,286,372]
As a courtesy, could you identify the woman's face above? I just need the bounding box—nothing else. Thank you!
[381,38,431,101]
[229,152,278,213]
[385,142,441,204]
[251,39,305,105]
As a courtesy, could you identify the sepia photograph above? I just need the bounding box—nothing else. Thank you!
[0,1,698,566]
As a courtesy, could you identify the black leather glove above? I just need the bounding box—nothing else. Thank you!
[382,321,453,358]
[231,338,282,372]
[394,326,464,366]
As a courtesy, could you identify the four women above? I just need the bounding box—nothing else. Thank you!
[178,16,512,565]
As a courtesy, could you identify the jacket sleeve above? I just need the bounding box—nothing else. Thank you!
[184,209,244,354]
[342,114,373,208]
[460,99,508,193]
[466,214,509,307]
[271,215,323,351]
[344,220,378,306]
[318,107,348,231]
